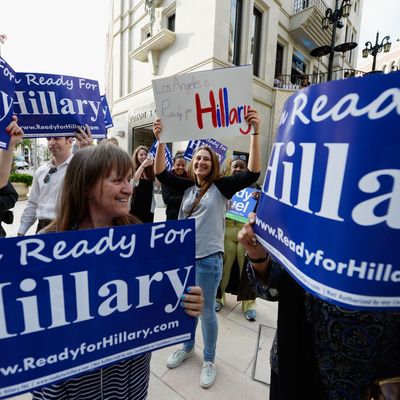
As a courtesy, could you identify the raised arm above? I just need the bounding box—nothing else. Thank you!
[245,108,261,173]
[153,118,166,175]
[133,156,153,185]
[0,116,24,188]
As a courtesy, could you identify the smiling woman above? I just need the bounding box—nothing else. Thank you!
[153,108,261,389]
[31,143,204,400]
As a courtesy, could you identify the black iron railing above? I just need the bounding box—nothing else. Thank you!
[273,68,365,89]
[293,0,329,15]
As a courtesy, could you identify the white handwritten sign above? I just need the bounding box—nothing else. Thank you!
[152,65,252,143]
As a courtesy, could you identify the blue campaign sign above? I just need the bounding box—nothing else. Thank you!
[226,187,260,223]
[254,72,400,311]
[101,95,114,129]
[14,72,106,139]
[0,220,195,398]
[184,138,227,165]
[0,58,16,150]
[149,140,173,170]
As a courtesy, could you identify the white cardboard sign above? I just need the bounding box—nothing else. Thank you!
[152,65,253,143]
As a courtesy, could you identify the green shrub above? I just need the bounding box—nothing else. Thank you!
[9,173,33,187]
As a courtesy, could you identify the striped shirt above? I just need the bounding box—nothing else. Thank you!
[32,353,151,400]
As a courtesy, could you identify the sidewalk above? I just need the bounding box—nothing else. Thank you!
[5,199,277,400]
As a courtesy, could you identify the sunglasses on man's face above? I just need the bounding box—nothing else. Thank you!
[43,167,58,184]
[232,155,247,161]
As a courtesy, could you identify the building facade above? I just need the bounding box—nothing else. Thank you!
[105,0,363,173]
[358,39,400,74]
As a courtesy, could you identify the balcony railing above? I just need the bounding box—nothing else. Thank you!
[273,68,365,90]
[293,0,329,15]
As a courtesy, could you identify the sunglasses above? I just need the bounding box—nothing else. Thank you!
[232,155,247,161]
[43,167,58,184]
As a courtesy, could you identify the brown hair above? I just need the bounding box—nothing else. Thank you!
[47,144,139,232]
[186,145,221,216]
[132,145,155,181]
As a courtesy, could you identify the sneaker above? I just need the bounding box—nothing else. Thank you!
[200,361,216,388]
[215,299,222,312]
[166,348,195,369]
[245,309,257,322]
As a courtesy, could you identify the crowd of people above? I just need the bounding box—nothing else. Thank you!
[1,102,399,400]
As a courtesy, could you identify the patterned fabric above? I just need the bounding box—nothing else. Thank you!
[32,353,151,400]
[248,262,400,399]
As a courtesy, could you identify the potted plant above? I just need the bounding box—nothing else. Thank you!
[9,172,33,200]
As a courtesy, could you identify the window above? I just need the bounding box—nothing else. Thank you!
[251,7,262,77]
[293,0,309,13]
[275,43,284,77]
[228,0,243,65]
[167,13,175,32]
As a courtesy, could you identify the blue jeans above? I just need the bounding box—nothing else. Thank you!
[183,252,223,362]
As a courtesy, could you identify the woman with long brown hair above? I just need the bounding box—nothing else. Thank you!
[153,108,261,389]
[33,143,203,400]
[130,145,156,223]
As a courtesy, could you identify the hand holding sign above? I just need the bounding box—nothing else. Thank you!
[237,212,270,280]
[244,107,260,135]
[0,115,24,188]
[181,286,204,317]
[75,124,93,148]
[5,115,23,146]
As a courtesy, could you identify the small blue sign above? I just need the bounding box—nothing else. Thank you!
[226,187,260,223]
[13,71,106,139]
[184,138,227,165]
[0,220,196,398]
[255,72,400,311]
[0,57,16,150]
[101,95,114,129]
[149,140,173,171]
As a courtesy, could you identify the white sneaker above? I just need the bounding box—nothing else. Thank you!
[166,348,195,369]
[200,361,216,389]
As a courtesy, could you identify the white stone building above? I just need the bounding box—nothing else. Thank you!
[105,0,363,172]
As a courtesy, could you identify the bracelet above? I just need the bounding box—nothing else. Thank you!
[251,132,260,136]
[246,252,268,263]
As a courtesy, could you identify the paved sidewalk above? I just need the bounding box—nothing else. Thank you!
[4,199,277,400]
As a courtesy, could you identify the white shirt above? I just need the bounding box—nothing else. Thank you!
[18,154,73,235]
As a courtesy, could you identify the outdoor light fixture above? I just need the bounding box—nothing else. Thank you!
[320,0,353,80]
[362,32,392,71]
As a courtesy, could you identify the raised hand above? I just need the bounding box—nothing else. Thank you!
[76,124,93,148]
